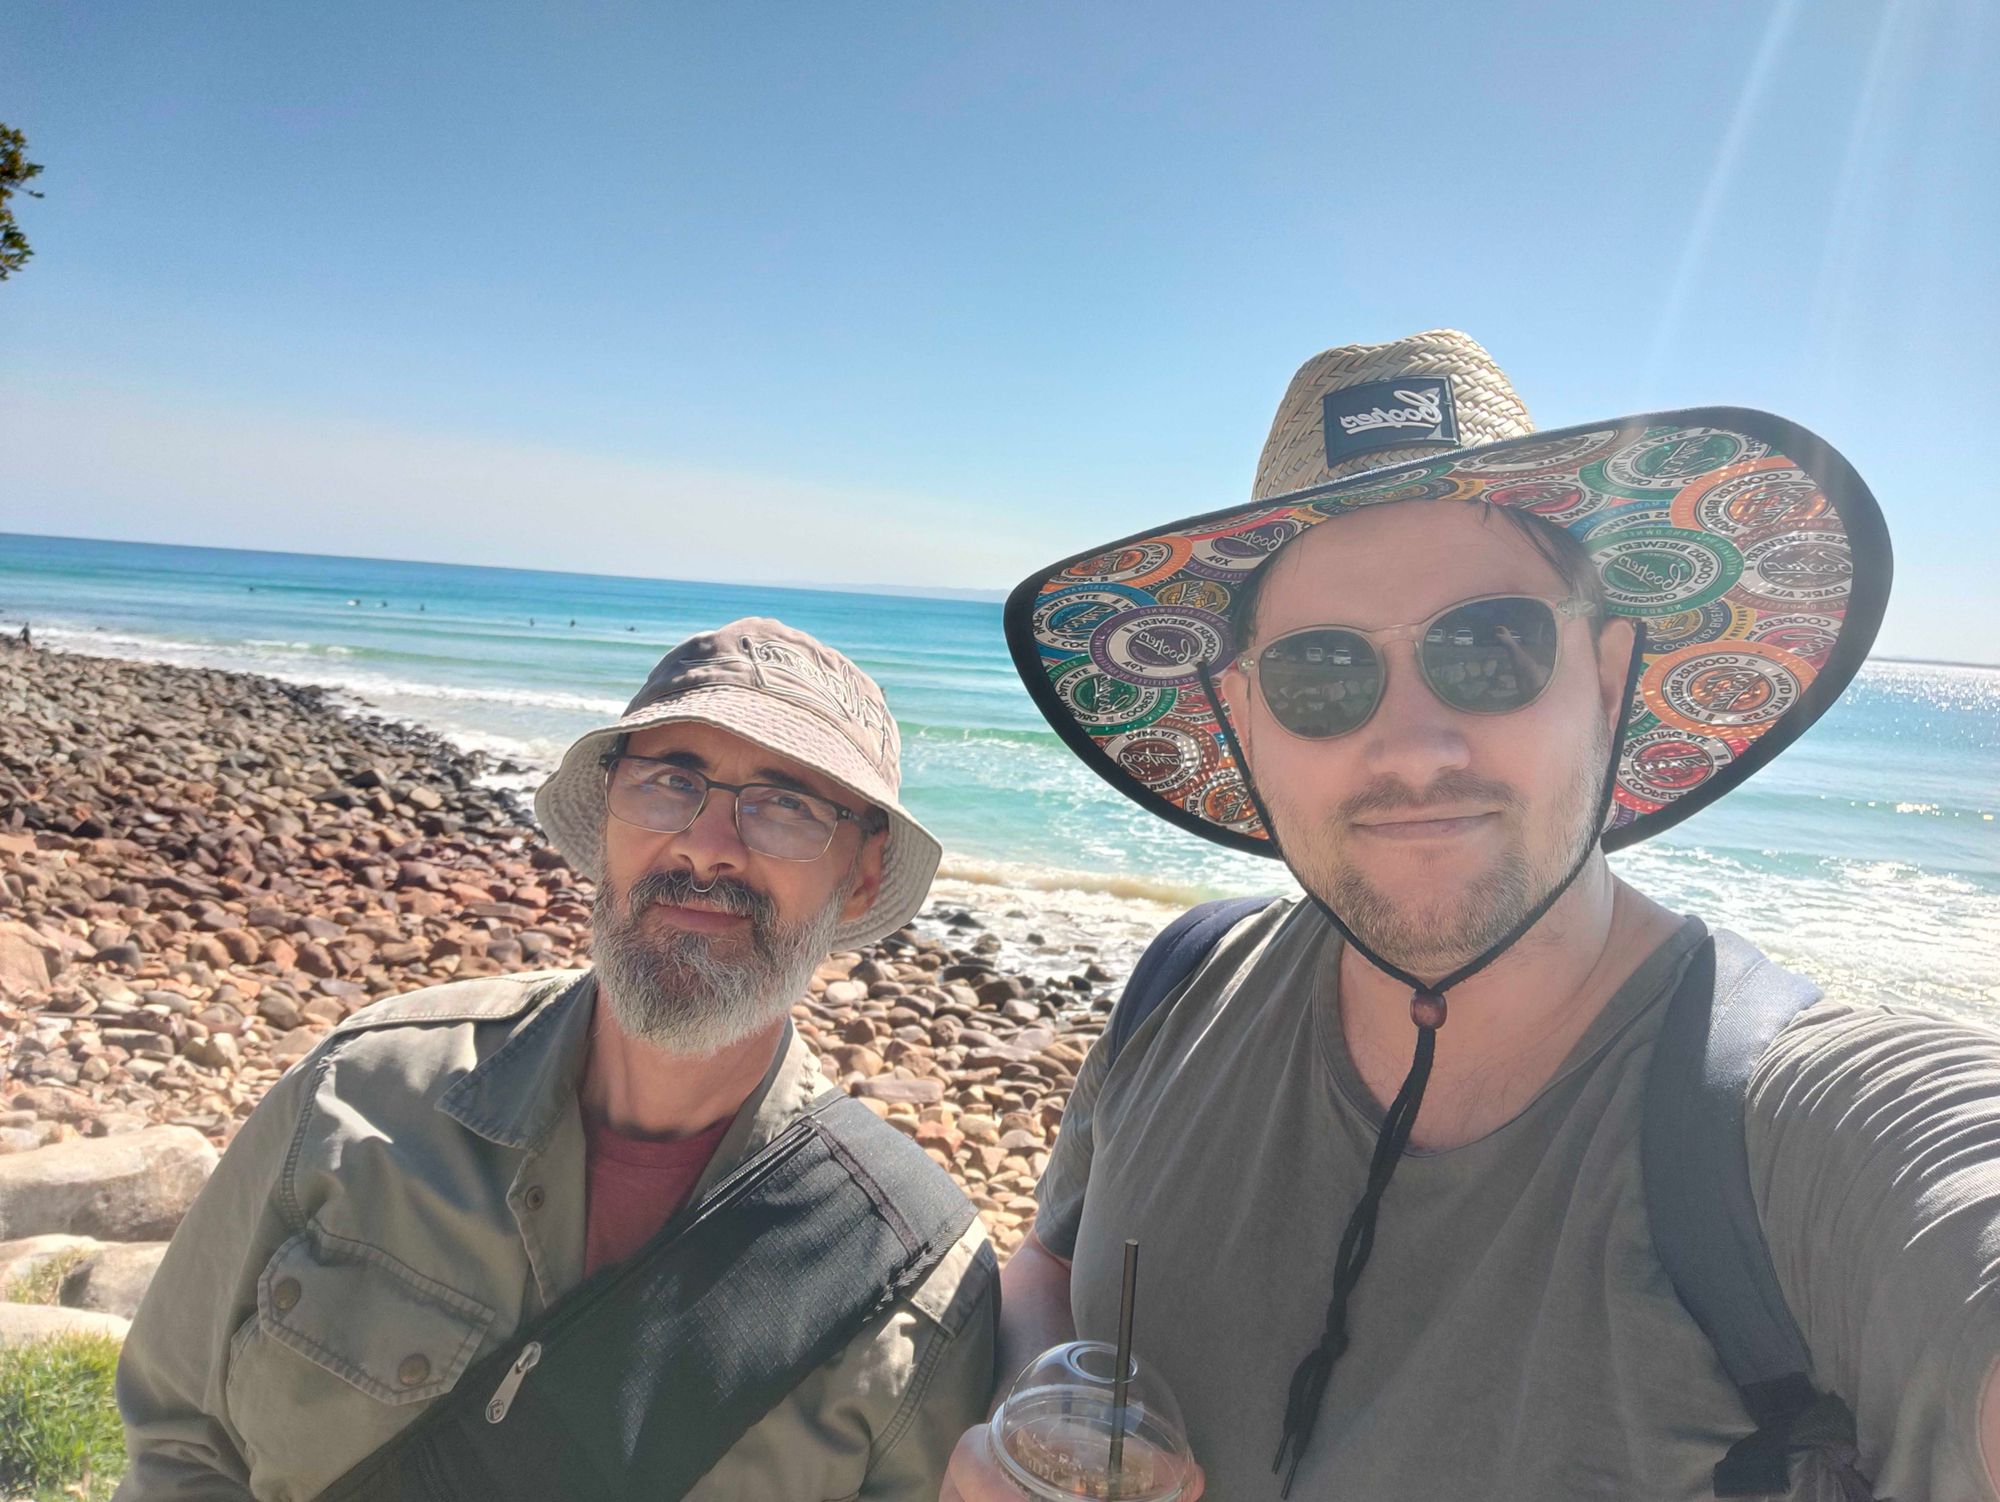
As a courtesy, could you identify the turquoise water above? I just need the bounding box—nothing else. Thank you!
[4,532,1997,1013]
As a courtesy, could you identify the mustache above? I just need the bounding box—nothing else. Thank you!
[622,868,774,926]
[1338,769,1524,823]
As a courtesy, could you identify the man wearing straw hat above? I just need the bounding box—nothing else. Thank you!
[945,332,2000,1500]
[117,619,998,1501]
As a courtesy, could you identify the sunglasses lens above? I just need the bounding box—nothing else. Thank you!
[1258,629,1383,738]
[1419,597,1562,713]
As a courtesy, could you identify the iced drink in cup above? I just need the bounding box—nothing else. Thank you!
[987,1341,1195,1501]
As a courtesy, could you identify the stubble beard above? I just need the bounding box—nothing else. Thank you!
[590,866,847,1057]
[1283,720,1611,977]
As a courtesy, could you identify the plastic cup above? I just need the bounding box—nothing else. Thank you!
[988,1340,1194,1502]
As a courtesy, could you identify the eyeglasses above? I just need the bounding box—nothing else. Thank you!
[600,754,863,861]
[1238,594,1597,740]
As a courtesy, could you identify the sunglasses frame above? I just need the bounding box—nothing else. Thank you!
[1237,592,1599,740]
[599,752,861,861]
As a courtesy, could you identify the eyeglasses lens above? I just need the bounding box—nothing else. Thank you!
[607,762,839,860]
[737,786,840,860]
[1257,629,1383,738]
[1419,597,1561,713]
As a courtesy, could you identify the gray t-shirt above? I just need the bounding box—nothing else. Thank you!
[1036,898,2000,1500]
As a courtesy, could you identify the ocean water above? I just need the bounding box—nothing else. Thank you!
[3,532,1997,1016]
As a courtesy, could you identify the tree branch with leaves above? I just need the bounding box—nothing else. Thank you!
[1,123,46,281]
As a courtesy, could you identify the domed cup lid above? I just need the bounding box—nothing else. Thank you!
[988,1340,1195,1501]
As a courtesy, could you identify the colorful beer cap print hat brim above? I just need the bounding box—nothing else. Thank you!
[1004,331,1892,857]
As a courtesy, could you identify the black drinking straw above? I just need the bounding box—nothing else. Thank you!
[1109,1238,1140,1489]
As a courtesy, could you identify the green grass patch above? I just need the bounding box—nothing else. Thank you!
[0,1248,91,1308]
[0,1332,127,1501]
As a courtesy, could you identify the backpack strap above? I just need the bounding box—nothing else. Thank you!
[1105,895,1280,1066]
[1644,930,1874,1499]
[316,1090,980,1502]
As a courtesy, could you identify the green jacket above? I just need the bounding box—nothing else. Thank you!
[113,969,998,1502]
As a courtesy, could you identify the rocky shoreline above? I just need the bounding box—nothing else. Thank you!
[0,642,1158,1293]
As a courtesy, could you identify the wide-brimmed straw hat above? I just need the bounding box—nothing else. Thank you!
[1005,329,1891,854]
[535,617,941,950]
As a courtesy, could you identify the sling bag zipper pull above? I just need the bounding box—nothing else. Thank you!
[485,1341,541,1424]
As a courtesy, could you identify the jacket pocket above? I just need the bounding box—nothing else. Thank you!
[254,1226,496,1406]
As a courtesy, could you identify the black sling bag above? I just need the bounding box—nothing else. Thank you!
[315,1090,980,1502]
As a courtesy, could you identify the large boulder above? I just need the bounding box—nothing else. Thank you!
[0,1300,130,1348]
[61,1240,171,1320]
[0,1126,217,1241]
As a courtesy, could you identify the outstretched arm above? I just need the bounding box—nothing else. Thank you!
[1750,1001,2000,1501]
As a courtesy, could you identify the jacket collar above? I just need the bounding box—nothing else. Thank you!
[436,969,830,1170]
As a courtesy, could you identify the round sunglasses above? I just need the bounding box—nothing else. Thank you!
[1239,593,1599,740]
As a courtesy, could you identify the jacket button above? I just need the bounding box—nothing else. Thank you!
[398,1353,432,1387]
[523,1185,546,1212]
[272,1277,301,1313]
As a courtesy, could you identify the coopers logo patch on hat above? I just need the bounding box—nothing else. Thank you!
[1322,377,1460,466]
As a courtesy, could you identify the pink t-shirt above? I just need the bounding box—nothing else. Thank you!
[581,1113,734,1276]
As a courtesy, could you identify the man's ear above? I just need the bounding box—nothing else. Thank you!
[1595,617,1639,736]
[838,822,888,923]
[1217,661,1254,766]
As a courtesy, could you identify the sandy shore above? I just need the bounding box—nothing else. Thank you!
[0,643,1176,1259]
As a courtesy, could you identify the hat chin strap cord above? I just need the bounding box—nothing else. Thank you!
[1194,626,1644,1496]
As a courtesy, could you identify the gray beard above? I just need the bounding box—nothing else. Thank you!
[590,869,845,1058]
[1286,723,1610,977]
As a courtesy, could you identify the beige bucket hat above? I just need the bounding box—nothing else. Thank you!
[534,617,941,950]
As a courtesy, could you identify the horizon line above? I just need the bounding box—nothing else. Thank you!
[0,528,1011,605]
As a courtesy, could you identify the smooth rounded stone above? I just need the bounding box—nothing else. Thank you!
[973,977,1024,1007]
[0,1125,218,1240]
[826,1044,884,1077]
[215,927,263,964]
[187,1033,241,1070]
[823,979,868,1008]
[60,1239,170,1319]
[0,1299,131,1348]
[851,1077,946,1106]
[257,992,304,1029]
[270,1027,327,1064]
[89,923,132,952]
[0,1233,105,1292]
[959,1114,1001,1145]
[93,940,145,970]
[144,990,199,1017]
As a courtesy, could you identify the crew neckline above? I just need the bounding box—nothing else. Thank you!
[1307,907,1711,1155]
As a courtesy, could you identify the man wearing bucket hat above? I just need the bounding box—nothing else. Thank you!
[943,332,2000,1500]
[116,619,998,1501]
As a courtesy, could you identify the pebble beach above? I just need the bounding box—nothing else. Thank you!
[0,640,1170,1269]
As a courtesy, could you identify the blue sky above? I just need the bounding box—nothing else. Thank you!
[2,1,1995,660]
